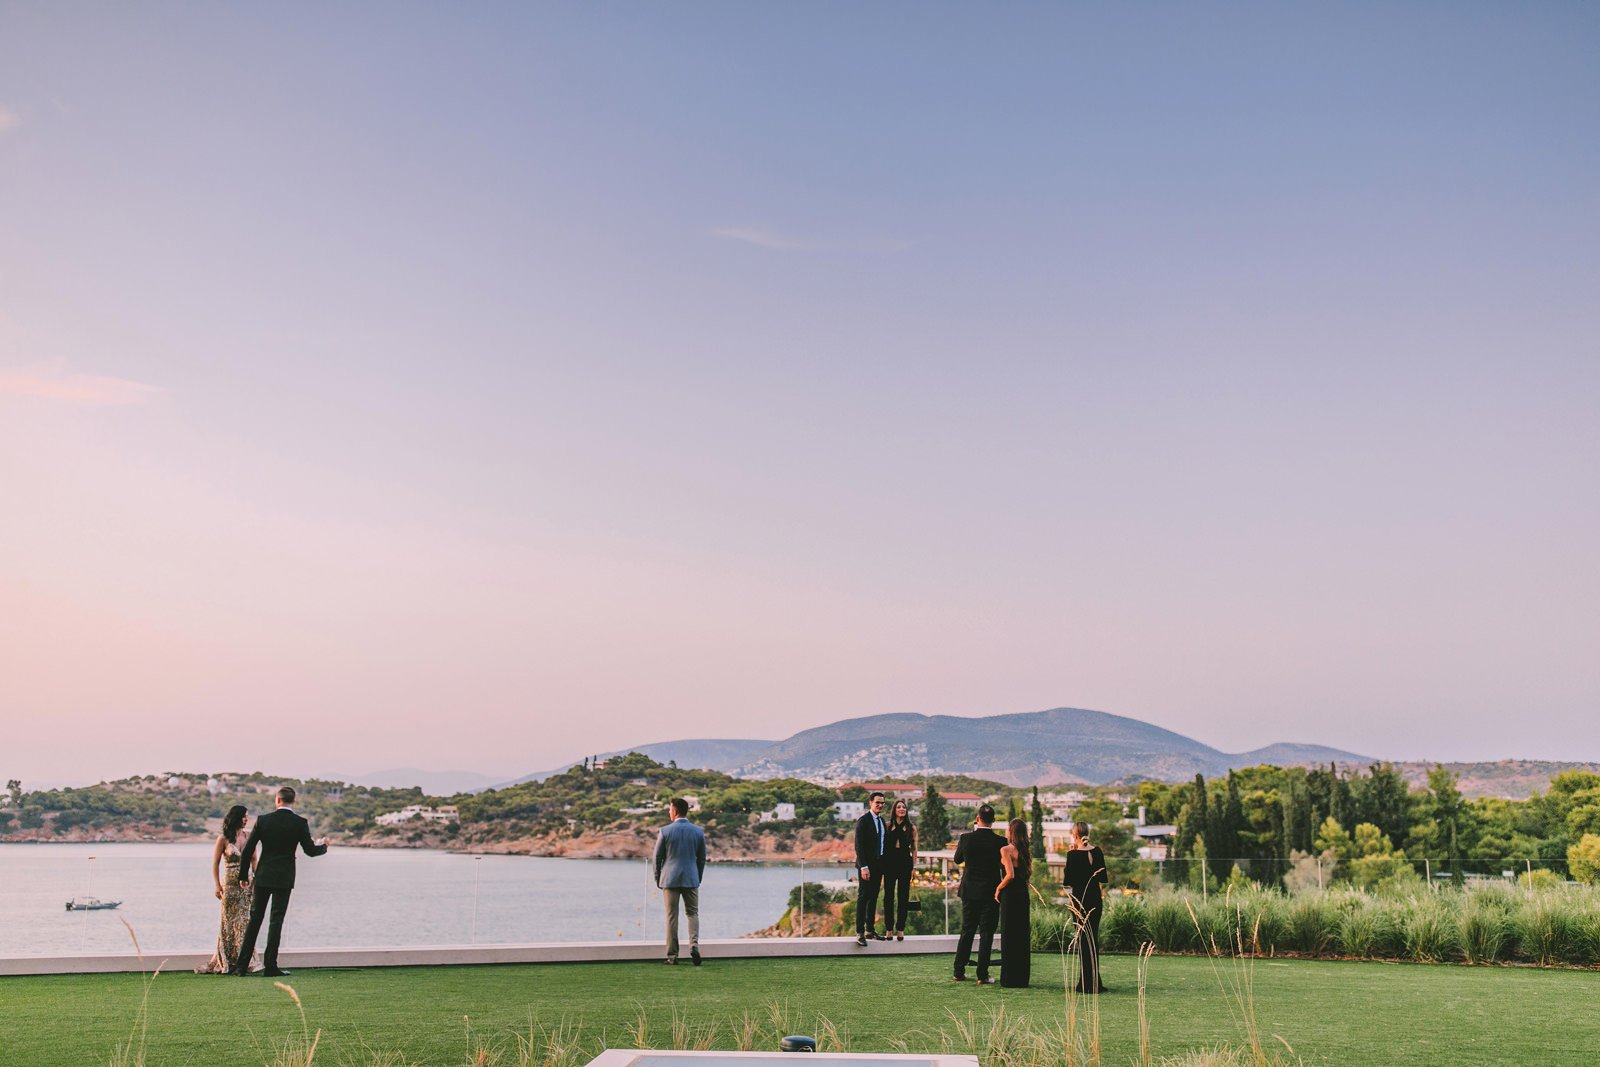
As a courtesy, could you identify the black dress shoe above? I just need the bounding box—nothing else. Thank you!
[690,947,702,966]
[262,968,292,978]
[855,933,868,946]
[665,957,678,965]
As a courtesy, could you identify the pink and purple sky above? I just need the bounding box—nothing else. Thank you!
[3,4,1597,789]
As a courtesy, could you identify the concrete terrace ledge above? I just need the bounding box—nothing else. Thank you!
[0,933,987,977]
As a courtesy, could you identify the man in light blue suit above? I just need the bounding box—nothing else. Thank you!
[653,797,707,965]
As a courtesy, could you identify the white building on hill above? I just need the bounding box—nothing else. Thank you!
[376,805,460,827]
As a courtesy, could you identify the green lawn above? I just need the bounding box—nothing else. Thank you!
[1,952,1596,1066]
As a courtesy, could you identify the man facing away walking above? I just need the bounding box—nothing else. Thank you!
[653,797,707,965]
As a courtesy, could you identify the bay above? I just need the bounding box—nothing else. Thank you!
[0,843,837,956]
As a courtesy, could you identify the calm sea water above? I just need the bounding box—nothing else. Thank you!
[0,843,839,956]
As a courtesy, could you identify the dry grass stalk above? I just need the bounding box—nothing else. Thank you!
[107,919,165,1067]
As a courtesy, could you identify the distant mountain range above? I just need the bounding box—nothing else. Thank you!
[729,707,1374,785]
[527,707,1373,787]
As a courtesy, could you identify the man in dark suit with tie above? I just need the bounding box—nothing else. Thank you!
[952,802,1005,984]
[853,791,887,946]
[232,785,329,977]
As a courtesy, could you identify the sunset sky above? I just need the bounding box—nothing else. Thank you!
[3,4,1597,788]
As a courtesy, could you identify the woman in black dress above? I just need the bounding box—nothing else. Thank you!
[881,799,917,941]
[1062,821,1108,993]
[995,817,1032,987]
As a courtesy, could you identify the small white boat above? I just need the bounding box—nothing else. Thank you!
[65,896,121,911]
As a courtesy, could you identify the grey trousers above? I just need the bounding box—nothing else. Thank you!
[662,886,700,959]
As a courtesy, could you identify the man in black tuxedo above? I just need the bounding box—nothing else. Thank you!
[232,786,329,977]
[952,803,1004,984]
[853,791,887,946]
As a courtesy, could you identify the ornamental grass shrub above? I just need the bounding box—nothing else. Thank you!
[1101,881,1600,968]
[1399,896,1461,962]
[1190,896,1238,953]
[1285,894,1341,956]
[1512,893,1583,966]
[1100,892,1149,952]
[1029,902,1073,952]
[1576,909,1600,966]
[1244,892,1291,955]
[1143,892,1198,952]
[1458,891,1512,964]
[1334,905,1385,959]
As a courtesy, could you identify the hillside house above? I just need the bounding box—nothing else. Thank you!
[376,805,460,827]
[1039,791,1085,819]
[757,802,797,823]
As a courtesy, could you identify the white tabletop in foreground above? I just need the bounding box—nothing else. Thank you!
[588,1051,980,1067]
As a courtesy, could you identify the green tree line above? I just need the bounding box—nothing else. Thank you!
[1142,764,1600,890]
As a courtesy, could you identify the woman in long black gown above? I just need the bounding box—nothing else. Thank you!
[995,817,1031,987]
[881,799,917,940]
[1062,821,1107,993]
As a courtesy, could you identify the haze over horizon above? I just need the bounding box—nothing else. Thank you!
[4,5,1597,789]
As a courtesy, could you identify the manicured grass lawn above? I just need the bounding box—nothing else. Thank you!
[2,952,1596,1065]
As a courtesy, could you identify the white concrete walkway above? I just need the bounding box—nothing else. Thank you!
[0,933,990,976]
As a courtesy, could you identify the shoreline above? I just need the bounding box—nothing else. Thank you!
[0,833,857,866]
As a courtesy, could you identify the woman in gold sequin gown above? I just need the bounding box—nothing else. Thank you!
[199,805,255,974]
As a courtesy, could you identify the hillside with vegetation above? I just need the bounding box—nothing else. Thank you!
[0,755,857,860]
[0,772,433,842]
[6,757,1599,884]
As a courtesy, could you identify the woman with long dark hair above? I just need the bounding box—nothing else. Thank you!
[1062,821,1107,993]
[994,817,1032,987]
[198,805,256,974]
[881,798,918,941]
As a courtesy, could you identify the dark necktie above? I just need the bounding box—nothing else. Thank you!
[875,814,883,854]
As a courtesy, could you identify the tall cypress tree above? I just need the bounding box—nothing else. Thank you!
[1282,775,1313,855]
[1268,800,1289,884]
[1205,778,1227,884]
[1428,765,1466,883]
[1330,764,1350,829]
[920,785,950,851]
[1030,786,1047,862]
[1224,772,1245,864]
